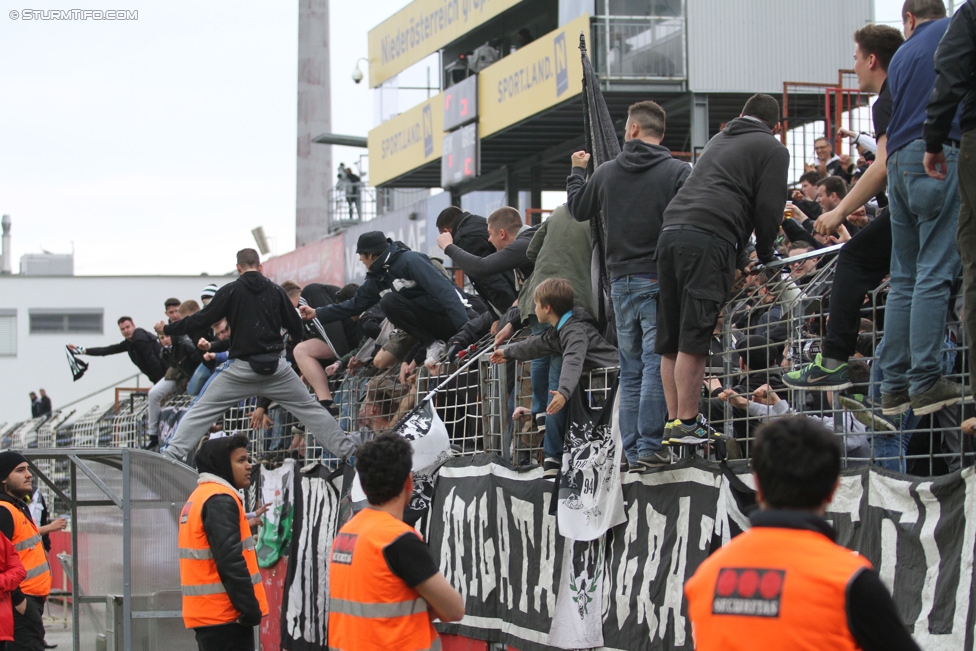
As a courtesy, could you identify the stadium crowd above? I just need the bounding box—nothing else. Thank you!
[49,1,974,482]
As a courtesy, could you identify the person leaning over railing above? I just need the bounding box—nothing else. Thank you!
[657,93,790,446]
[786,24,904,399]
[490,279,618,478]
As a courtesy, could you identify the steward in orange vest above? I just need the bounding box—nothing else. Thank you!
[0,450,66,651]
[178,435,268,651]
[329,433,464,651]
[685,418,919,651]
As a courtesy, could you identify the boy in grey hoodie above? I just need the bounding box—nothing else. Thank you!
[490,278,618,477]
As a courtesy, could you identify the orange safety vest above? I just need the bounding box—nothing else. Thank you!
[328,508,440,651]
[177,481,268,629]
[0,500,51,597]
[685,526,872,651]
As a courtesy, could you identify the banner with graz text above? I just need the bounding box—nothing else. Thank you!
[429,456,976,650]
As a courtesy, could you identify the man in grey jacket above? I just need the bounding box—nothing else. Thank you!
[567,100,691,471]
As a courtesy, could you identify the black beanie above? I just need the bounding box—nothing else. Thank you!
[356,231,389,255]
[0,451,28,483]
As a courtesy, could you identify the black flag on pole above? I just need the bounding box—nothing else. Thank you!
[579,34,620,342]
[65,345,88,381]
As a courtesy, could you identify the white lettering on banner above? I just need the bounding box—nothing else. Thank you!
[661,496,690,647]
[497,57,553,104]
[478,495,497,600]
[465,499,478,598]
[451,489,468,601]
[536,493,558,615]
[826,474,864,522]
[641,502,668,640]
[511,496,535,613]
[495,487,514,609]
[913,483,944,647]
[879,519,898,591]
[699,514,715,551]
[951,472,976,645]
[867,471,919,522]
[611,500,640,627]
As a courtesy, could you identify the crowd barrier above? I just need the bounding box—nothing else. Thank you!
[2,242,973,650]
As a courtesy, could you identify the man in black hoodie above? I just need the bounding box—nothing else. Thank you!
[69,316,166,383]
[157,249,359,463]
[657,93,790,445]
[567,99,691,471]
[435,206,517,316]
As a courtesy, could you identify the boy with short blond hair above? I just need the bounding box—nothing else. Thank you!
[490,278,617,476]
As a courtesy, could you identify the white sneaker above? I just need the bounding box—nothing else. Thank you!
[425,340,446,365]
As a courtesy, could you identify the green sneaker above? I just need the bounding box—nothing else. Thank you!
[838,394,897,432]
[783,354,852,391]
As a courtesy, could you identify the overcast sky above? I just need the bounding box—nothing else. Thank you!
[0,0,912,276]
[0,0,413,276]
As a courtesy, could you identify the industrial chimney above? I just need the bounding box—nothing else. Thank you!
[1,215,10,275]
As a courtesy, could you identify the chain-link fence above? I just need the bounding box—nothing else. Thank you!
[710,246,973,473]
[5,255,972,515]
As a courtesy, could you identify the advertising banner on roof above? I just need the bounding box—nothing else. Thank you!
[368,91,446,186]
[478,14,589,138]
[367,0,524,87]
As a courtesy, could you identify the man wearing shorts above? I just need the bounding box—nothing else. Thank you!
[657,93,790,443]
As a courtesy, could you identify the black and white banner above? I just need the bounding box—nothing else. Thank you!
[430,457,976,650]
[277,452,976,650]
[281,463,343,651]
[348,400,452,526]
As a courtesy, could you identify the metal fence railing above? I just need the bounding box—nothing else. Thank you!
[4,251,972,516]
[711,245,973,473]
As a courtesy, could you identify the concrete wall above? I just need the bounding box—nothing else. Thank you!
[295,0,333,247]
[0,276,230,423]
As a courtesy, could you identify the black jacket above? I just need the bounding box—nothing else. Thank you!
[450,212,518,315]
[193,438,262,626]
[315,240,471,331]
[164,271,302,361]
[567,139,691,278]
[160,334,203,379]
[924,0,976,150]
[444,225,539,294]
[663,117,790,267]
[86,328,165,383]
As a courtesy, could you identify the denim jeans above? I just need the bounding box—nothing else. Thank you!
[529,320,566,458]
[881,139,962,396]
[611,275,667,463]
[187,363,213,396]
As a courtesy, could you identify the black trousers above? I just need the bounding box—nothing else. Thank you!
[10,595,45,651]
[379,292,466,347]
[821,211,892,362]
[194,622,255,651]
